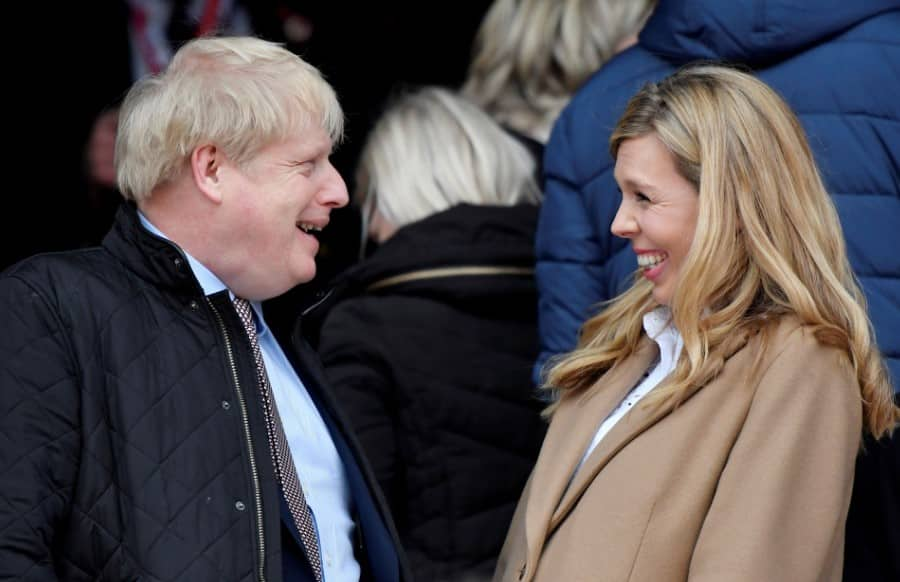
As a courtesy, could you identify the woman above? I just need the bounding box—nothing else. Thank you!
[462,0,655,167]
[317,87,547,582]
[493,65,899,582]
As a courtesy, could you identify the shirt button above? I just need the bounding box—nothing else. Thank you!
[234,500,246,511]
[189,299,200,310]
[221,400,231,411]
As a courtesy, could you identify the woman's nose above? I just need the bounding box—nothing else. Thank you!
[611,202,637,238]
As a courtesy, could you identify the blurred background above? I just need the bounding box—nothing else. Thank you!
[4,1,494,292]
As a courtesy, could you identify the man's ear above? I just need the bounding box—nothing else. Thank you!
[191,144,224,204]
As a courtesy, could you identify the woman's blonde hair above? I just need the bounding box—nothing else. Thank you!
[462,0,655,142]
[116,36,343,202]
[356,86,540,235]
[547,64,898,438]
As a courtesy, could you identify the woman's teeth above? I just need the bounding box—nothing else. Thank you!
[637,253,666,269]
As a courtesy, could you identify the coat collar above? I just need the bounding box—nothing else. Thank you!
[640,0,889,66]
[523,337,658,566]
[338,203,538,294]
[522,327,751,565]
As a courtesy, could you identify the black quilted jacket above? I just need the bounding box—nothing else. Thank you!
[316,204,548,582]
[0,204,388,581]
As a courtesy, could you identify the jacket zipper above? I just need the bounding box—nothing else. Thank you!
[207,299,267,582]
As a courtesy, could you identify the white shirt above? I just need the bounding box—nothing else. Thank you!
[139,213,358,581]
[574,307,684,475]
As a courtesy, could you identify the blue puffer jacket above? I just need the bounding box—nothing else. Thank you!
[536,0,900,389]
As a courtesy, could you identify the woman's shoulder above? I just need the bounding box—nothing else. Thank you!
[738,316,864,438]
[751,315,856,384]
[766,316,838,352]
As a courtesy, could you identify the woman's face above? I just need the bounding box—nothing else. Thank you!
[611,133,699,306]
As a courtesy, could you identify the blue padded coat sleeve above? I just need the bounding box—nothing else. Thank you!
[534,107,617,385]
[533,50,674,387]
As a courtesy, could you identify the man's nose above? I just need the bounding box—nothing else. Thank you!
[319,161,349,209]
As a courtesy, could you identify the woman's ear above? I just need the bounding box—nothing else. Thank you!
[191,144,224,204]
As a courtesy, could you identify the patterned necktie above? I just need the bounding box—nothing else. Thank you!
[232,297,324,582]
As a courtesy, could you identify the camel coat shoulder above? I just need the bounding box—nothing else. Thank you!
[494,318,863,582]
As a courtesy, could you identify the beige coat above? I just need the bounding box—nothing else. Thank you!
[494,319,862,582]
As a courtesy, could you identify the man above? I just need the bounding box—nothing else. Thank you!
[0,36,408,582]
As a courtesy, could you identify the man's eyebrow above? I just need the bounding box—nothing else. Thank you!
[294,141,332,159]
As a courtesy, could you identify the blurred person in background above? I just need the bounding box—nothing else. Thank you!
[462,0,655,176]
[317,87,546,582]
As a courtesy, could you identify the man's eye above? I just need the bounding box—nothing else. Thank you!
[636,191,651,202]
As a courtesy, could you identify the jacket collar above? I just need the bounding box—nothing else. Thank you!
[102,202,204,296]
[339,203,538,293]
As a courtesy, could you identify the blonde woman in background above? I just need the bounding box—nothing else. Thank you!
[463,0,655,156]
[493,65,899,582]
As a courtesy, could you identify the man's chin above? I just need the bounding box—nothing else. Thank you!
[290,261,317,287]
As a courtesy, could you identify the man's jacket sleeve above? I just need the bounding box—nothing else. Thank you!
[0,274,80,581]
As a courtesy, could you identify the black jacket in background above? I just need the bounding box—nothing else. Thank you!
[843,393,900,582]
[317,204,548,581]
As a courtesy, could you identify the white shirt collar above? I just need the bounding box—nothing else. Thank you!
[642,306,684,372]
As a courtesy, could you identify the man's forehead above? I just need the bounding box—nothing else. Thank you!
[289,125,334,155]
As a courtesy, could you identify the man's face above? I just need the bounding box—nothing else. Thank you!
[217,125,349,300]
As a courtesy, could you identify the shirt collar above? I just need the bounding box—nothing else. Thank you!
[642,306,684,370]
[138,211,267,330]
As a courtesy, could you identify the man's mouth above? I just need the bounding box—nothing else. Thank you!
[297,222,323,238]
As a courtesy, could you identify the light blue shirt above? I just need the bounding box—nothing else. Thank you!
[139,213,359,581]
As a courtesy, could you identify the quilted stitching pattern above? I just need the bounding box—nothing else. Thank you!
[317,205,546,581]
[1,247,266,581]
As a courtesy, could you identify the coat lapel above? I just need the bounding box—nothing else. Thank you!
[548,330,752,530]
[551,354,674,529]
[519,325,756,575]
[523,338,658,565]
